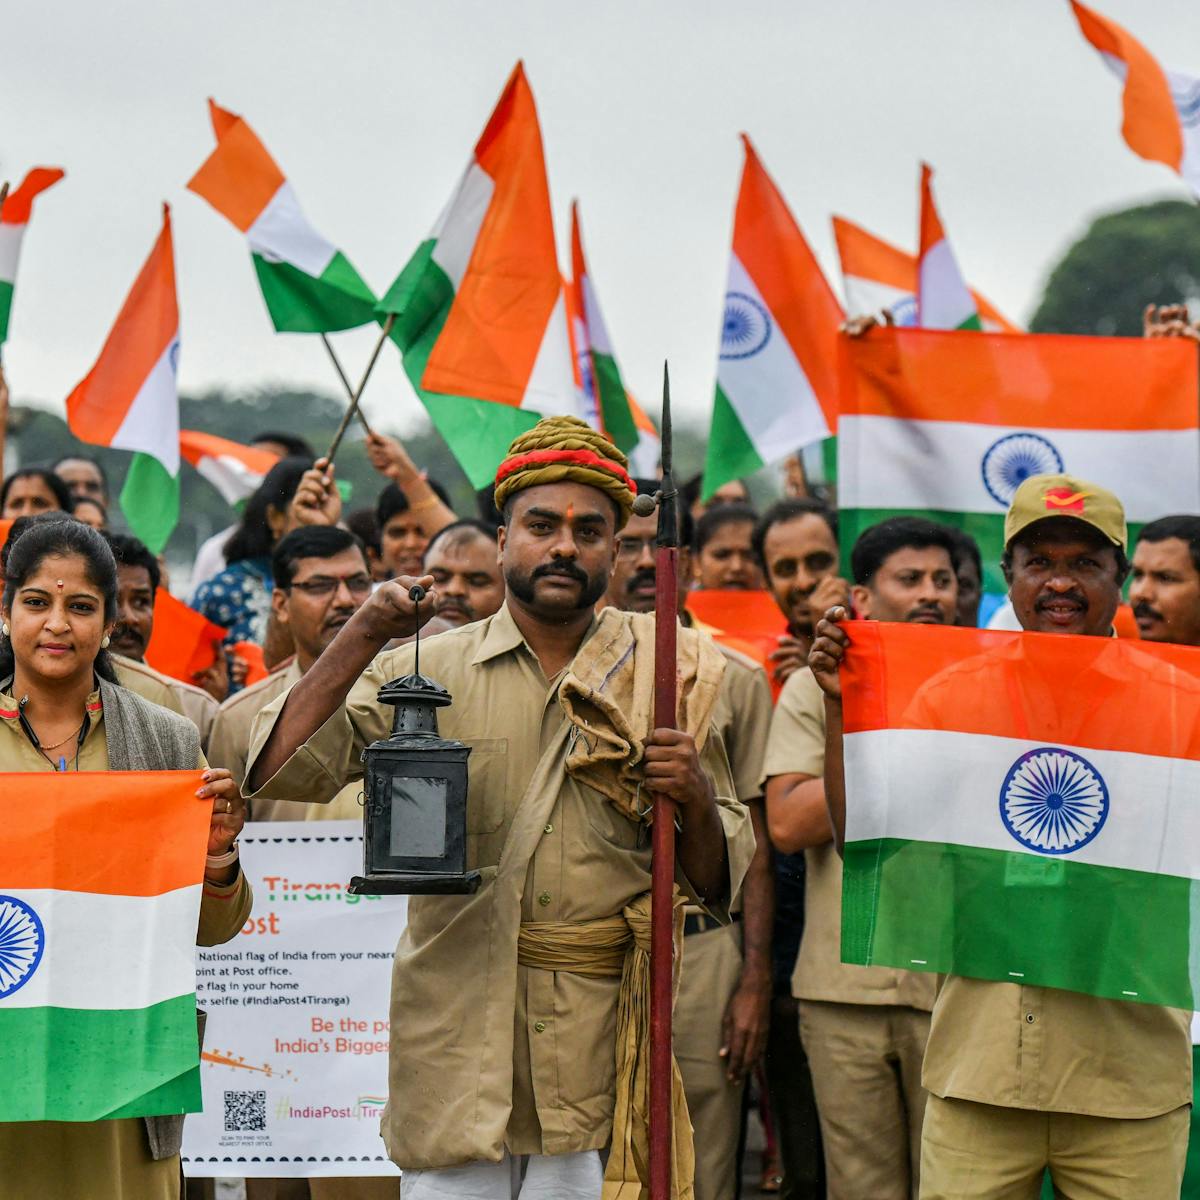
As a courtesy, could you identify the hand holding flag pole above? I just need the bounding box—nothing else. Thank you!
[323,314,396,465]
[627,361,679,1200]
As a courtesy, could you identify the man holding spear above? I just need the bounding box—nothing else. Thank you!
[247,414,753,1199]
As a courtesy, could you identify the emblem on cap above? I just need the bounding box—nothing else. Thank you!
[999,747,1109,855]
[1043,486,1090,514]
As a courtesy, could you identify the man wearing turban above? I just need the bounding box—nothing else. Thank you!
[247,416,755,1199]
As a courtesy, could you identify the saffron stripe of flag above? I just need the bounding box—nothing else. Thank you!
[838,621,1200,1009]
[187,100,377,333]
[180,429,280,506]
[702,134,843,500]
[836,326,1200,593]
[0,167,64,344]
[832,215,1018,332]
[0,771,211,1121]
[378,63,581,489]
[65,205,181,554]
[1070,1,1200,197]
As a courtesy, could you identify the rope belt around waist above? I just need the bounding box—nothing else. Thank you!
[515,893,695,1200]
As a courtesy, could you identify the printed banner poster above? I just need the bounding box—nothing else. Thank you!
[182,821,405,1179]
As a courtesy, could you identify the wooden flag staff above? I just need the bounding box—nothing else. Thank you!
[320,333,374,439]
[323,314,395,465]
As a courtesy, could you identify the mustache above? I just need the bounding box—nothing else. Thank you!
[533,561,589,586]
[626,568,657,594]
[1133,601,1164,622]
[110,623,145,644]
[907,605,947,622]
[1036,590,1088,612]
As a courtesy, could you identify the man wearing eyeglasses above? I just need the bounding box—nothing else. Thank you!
[208,525,375,824]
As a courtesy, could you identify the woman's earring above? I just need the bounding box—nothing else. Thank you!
[101,635,110,649]
[1,623,9,637]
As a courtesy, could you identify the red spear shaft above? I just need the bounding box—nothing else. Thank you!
[649,362,678,1200]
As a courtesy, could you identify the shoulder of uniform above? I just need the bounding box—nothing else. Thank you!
[716,642,766,678]
[112,656,177,699]
[105,680,199,739]
[215,662,294,715]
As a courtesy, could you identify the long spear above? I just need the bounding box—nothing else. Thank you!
[649,361,678,1200]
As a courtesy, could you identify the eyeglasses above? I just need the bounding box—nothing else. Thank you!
[287,574,374,598]
[616,537,657,561]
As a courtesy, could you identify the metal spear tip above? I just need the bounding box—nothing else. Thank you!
[631,493,659,518]
[408,584,427,603]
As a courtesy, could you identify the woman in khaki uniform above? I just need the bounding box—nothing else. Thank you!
[0,519,251,1200]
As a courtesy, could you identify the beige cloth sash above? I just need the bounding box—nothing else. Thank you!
[517,891,694,1200]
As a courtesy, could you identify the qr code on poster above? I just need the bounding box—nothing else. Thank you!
[223,1089,267,1132]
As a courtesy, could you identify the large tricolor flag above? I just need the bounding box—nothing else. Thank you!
[187,100,377,333]
[66,206,181,554]
[916,164,981,332]
[568,202,659,476]
[832,215,1019,332]
[702,135,843,500]
[180,429,280,506]
[837,326,1200,594]
[379,63,579,489]
[1070,1,1200,197]
[0,771,211,1120]
[839,621,1200,1009]
[0,168,65,345]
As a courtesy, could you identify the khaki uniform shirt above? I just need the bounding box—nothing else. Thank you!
[764,667,935,1011]
[712,644,772,805]
[248,604,754,1170]
[113,654,219,750]
[0,682,252,1199]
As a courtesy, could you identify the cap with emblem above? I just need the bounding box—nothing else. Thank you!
[1004,473,1127,551]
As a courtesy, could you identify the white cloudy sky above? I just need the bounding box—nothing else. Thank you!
[2,0,1196,435]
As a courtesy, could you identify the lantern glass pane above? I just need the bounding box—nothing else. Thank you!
[388,776,448,858]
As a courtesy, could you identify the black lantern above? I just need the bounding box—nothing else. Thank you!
[348,587,480,896]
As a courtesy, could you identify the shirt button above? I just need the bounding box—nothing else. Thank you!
[544,823,554,834]
[534,1021,546,1033]
[538,892,552,906]
[1025,1013,1035,1023]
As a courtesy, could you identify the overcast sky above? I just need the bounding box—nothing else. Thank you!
[2,0,1196,437]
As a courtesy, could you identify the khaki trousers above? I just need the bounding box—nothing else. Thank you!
[920,1095,1189,1200]
[675,922,745,1200]
[245,1179,398,1199]
[798,999,930,1200]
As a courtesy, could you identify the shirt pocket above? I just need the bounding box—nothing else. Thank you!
[582,784,643,851]
[462,737,509,835]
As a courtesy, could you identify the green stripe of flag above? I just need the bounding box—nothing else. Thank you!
[702,383,763,500]
[0,994,201,1122]
[0,279,13,345]
[253,250,377,334]
[842,838,1197,1009]
[592,351,638,455]
[120,453,180,555]
[381,241,538,490]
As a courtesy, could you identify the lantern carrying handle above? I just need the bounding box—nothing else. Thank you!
[409,584,426,674]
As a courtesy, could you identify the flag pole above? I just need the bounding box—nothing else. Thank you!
[323,314,395,465]
[649,360,678,1200]
[0,183,9,370]
[320,334,375,438]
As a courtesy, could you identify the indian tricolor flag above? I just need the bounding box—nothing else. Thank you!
[66,205,181,555]
[187,100,377,333]
[379,63,579,489]
[916,164,981,332]
[832,215,1018,332]
[0,168,64,345]
[702,135,842,500]
[837,326,1200,593]
[180,429,279,506]
[568,202,659,477]
[0,771,211,1120]
[840,621,1200,1009]
[1070,1,1200,197]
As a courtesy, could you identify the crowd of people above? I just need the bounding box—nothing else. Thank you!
[4,305,1200,1200]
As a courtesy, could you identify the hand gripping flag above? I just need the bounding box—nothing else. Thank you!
[702,135,843,500]
[0,771,211,1121]
[916,164,981,332]
[832,214,1018,332]
[567,202,659,476]
[187,100,377,333]
[1070,1,1200,197]
[839,621,1200,1009]
[0,168,64,345]
[180,430,280,506]
[66,205,181,554]
[377,63,581,489]
[837,326,1200,594]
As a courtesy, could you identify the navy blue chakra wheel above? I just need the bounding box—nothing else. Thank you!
[981,432,1064,506]
[1000,747,1109,855]
[720,292,772,360]
[0,895,45,998]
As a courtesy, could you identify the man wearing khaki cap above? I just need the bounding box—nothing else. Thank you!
[807,474,1194,1198]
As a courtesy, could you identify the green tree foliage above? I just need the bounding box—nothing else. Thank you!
[1030,199,1200,336]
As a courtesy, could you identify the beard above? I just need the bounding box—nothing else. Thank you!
[506,559,609,614]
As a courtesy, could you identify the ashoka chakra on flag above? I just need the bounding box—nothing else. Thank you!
[720,292,772,360]
[999,747,1109,855]
[981,431,1064,506]
[0,894,44,997]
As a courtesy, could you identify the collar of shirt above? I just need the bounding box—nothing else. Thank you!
[469,601,599,670]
